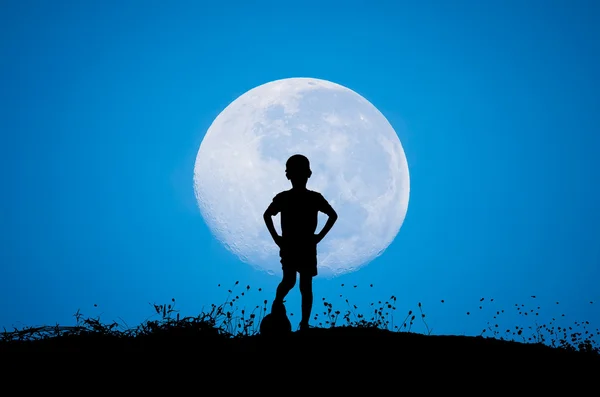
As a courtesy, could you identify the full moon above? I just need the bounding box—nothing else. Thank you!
[194,77,409,278]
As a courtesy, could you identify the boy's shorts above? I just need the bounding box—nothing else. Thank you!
[279,243,317,277]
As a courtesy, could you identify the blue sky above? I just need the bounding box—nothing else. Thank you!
[1,0,599,339]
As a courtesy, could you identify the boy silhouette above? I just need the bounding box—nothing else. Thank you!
[263,154,338,331]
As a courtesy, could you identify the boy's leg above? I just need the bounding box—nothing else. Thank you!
[272,268,296,309]
[299,272,313,328]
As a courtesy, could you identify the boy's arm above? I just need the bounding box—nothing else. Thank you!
[263,197,283,247]
[263,212,282,247]
[316,212,337,244]
[315,194,338,244]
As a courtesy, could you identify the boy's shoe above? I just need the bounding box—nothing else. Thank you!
[271,300,284,313]
[299,322,310,332]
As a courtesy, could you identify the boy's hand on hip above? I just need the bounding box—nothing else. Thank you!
[314,234,323,245]
[274,235,284,248]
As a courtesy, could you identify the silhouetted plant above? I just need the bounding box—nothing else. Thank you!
[0,282,597,356]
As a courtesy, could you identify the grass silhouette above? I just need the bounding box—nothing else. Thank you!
[1,281,598,360]
[2,281,598,391]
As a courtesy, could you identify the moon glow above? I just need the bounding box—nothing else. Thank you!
[194,77,410,278]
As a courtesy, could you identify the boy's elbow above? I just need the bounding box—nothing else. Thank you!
[330,211,338,221]
[263,211,271,220]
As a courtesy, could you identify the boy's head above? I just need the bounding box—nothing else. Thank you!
[285,154,312,183]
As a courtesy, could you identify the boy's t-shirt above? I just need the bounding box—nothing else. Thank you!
[265,188,334,272]
[266,188,334,241]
